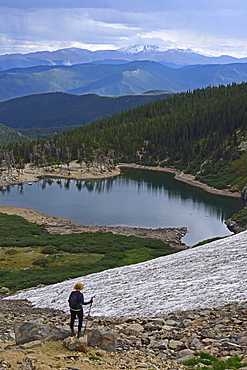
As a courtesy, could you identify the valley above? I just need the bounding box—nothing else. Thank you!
[1,3,247,367]
[1,60,247,102]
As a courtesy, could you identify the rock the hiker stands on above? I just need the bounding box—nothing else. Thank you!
[14,320,116,352]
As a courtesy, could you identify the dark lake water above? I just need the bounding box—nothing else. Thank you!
[0,168,243,246]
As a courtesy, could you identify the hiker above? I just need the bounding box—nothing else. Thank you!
[68,282,93,337]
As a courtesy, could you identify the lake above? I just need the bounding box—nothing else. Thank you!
[0,168,243,246]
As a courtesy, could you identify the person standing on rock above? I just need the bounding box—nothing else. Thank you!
[68,282,93,337]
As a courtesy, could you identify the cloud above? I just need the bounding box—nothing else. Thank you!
[0,1,246,57]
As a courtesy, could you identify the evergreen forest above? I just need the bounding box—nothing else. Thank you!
[1,82,247,290]
[1,82,247,191]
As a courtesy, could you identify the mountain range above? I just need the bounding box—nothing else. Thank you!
[1,60,247,102]
[1,45,247,71]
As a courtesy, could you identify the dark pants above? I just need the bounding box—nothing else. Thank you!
[70,309,83,332]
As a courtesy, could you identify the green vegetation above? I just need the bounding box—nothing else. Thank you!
[1,60,247,102]
[0,213,44,238]
[0,123,29,145]
[89,355,102,361]
[195,155,247,190]
[230,208,247,227]
[0,212,175,292]
[41,245,58,254]
[0,92,173,138]
[3,82,246,191]
[183,352,244,370]
[193,236,225,247]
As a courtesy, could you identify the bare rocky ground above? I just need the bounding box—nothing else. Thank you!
[0,161,121,187]
[1,296,247,370]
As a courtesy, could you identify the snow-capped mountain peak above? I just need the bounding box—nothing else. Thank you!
[119,44,167,54]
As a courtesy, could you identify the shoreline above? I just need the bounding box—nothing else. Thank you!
[0,161,241,249]
[0,161,121,187]
[0,160,241,199]
[0,206,188,250]
[118,163,242,199]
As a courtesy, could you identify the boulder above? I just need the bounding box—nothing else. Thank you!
[63,336,87,352]
[168,339,184,349]
[152,339,169,350]
[14,320,70,345]
[225,219,246,233]
[178,349,195,358]
[87,329,116,352]
[123,323,144,336]
[177,354,195,364]
[0,287,9,292]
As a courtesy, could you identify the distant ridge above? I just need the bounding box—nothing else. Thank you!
[0,45,247,71]
[1,60,247,102]
[0,91,173,138]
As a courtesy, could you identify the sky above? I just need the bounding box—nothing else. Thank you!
[0,0,247,57]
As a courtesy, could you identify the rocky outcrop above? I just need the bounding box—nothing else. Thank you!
[1,297,247,370]
[14,319,71,345]
[15,319,117,353]
[242,183,247,206]
[224,218,246,233]
[87,329,116,352]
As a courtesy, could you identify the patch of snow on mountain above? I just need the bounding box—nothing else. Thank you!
[119,45,167,54]
[169,48,194,54]
[7,231,247,317]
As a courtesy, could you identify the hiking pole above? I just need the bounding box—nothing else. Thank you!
[83,296,94,336]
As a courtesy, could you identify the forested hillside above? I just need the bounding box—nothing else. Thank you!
[2,83,247,191]
[0,91,173,138]
[0,124,29,145]
[1,61,247,101]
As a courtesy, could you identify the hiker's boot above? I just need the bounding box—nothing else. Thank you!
[70,330,76,337]
[77,331,82,338]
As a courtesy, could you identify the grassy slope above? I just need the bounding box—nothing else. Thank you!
[0,213,175,292]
